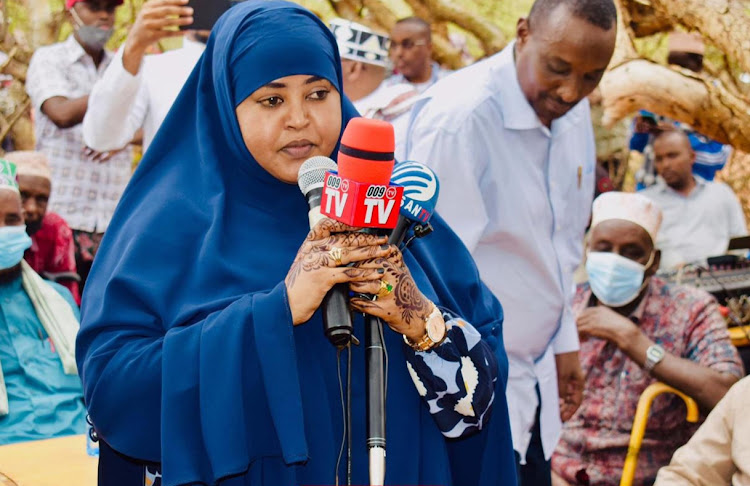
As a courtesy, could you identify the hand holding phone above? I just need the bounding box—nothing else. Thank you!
[126,0,194,56]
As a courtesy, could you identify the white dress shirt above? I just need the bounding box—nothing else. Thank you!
[83,38,205,153]
[353,82,419,161]
[641,177,747,269]
[405,42,596,460]
[26,35,132,233]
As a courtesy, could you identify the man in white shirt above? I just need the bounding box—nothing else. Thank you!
[385,17,449,94]
[330,18,418,160]
[82,0,225,153]
[641,128,747,269]
[404,0,617,484]
[25,0,131,285]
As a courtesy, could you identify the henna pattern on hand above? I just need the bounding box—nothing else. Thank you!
[392,273,430,328]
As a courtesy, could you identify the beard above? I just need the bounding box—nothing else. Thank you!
[26,219,42,236]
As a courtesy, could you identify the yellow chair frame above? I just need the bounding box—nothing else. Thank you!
[619,383,699,486]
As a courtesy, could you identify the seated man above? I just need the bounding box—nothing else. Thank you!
[641,129,747,269]
[4,151,79,304]
[552,191,744,486]
[655,375,750,486]
[0,160,84,444]
[330,18,418,160]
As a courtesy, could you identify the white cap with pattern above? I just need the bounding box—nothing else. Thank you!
[591,192,663,244]
[330,18,389,68]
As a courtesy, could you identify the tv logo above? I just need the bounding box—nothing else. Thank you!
[321,172,403,229]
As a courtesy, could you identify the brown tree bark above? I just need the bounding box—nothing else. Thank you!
[643,0,750,74]
[619,0,673,37]
[599,59,750,152]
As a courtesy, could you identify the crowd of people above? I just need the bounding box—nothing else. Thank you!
[0,0,748,485]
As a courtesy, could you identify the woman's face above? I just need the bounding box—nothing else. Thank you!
[236,74,342,184]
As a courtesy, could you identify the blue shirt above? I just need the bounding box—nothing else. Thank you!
[0,276,84,444]
[405,42,596,459]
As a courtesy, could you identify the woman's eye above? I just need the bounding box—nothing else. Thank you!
[260,96,283,107]
[308,89,329,100]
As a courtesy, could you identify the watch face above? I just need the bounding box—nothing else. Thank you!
[427,316,446,343]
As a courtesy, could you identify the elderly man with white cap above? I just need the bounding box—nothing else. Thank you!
[3,151,79,305]
[0,159,84,445]
[330,18,419,160]
[551,191,744,486]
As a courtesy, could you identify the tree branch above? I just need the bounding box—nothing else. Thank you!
[599,59,750,152]
[645,0,750,74]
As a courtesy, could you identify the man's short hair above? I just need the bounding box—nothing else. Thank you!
[652,126,691,145]
[528,0,617,31]
[394,16,431,39]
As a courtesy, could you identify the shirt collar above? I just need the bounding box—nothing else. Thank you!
[63,34,113,66]
[494,41,586,135]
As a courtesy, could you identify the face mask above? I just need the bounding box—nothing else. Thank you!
[586,251,654,307]
[70,7,113,51]
[0,225,31,271]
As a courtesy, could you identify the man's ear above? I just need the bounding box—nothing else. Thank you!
[516,17,530,49]
[646,249,661,277]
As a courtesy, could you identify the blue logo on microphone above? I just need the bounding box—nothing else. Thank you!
[391,161,440,223]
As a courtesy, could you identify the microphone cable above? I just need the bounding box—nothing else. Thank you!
[335,343,354,486]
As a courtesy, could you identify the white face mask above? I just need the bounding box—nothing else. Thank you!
[585,250,655,307]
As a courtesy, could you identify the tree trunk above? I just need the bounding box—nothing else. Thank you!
[599,59,750,153]
[644,0,750,75]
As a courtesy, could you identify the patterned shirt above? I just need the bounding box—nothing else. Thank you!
[552,278,744,486]
[24,212,80,305]
[26,35,132,233]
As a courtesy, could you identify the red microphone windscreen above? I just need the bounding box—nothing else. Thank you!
[337,118,395,185]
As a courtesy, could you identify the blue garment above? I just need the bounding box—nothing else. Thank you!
[76,2,515,485]
[0,276,84,444]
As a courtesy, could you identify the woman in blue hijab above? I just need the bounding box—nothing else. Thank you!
[76,2,516,485]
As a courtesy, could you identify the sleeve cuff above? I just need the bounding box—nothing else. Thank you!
[552,309,580,354]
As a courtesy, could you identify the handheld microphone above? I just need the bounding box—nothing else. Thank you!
[321,118,403,230]
[389,161,441,245]
[298,156,354,348]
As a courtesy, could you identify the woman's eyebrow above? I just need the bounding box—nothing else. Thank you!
[305,76,326,84]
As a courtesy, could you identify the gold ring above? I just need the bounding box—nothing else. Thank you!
[328,247,344,266]
[376,279,393,299]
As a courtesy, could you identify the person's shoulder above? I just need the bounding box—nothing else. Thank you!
[705,180,738,198]
[655,277,716,308]
[29,40,67,65]
[412,56,505,133]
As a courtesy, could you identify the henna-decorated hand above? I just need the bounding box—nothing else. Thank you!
[285,218,393,325]
[348,249,433,342]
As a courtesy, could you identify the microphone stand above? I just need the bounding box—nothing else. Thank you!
[365,313,386,486]
[365,218,413,486]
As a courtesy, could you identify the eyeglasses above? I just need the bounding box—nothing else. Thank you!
[387,39,427,52]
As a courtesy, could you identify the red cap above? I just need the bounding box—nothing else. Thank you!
[337,118,395,185]
[66,0,123,8]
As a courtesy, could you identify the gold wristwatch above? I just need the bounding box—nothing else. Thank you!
[403,304,447,352]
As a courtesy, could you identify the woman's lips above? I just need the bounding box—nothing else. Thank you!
[282,142,315,158]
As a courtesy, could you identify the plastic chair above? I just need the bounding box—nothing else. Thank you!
[619,383,699,486]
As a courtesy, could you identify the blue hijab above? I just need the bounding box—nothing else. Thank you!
[77,2,516,485]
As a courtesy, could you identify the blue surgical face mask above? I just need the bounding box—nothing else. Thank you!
[0,225,32,270]
[586,250,655,307]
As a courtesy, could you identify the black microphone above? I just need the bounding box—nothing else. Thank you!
[298,156,355,348]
